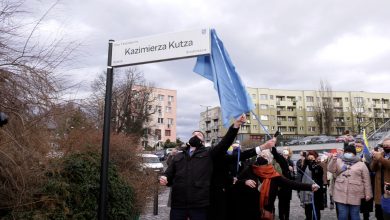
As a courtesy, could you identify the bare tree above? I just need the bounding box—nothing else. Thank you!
[315,80,334,135]
[0,1,79,214]
[351,97,367,134]
[88,67,157,137]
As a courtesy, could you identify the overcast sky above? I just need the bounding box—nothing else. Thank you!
[23,0,390,141]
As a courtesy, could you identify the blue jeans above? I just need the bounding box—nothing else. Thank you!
[170,207,208,220]
[336,202,360,220]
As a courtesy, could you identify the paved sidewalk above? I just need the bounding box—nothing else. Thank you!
[140,187,375,220]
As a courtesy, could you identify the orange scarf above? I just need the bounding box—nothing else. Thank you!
[252,164,281,210]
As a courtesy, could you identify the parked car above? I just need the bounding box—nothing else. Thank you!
[326,136,337,143]
[285,139,300,146]
[154,150,166,161]
[311,136,329,144]
[139,154,164,173]
[165,148,175,155]
[299,136,319,145]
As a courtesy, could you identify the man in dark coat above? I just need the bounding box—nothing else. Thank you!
[209,139,276,220]
[159,114,246,220]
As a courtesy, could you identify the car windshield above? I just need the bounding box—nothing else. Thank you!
[143,157,160,163]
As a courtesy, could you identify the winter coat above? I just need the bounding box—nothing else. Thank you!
[298,162,325,210]
[370,155,390,205]
[328,157,372,206]
[164,125,239,208]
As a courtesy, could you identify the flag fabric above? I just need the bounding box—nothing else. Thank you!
[362,129,371,153]
[193,29,254,127]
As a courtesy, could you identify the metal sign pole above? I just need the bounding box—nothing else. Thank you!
[98,39,115,220]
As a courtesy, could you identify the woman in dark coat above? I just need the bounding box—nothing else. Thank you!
[236,149,318,220]
[297,150,324,220]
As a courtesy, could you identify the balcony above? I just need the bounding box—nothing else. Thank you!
[280,110,296,116]
[334,102,343,107]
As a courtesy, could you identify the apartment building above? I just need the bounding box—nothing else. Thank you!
[199,88,390,144]
[144,87,177,148]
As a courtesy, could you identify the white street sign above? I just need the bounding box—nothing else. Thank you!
[111,29,211,67]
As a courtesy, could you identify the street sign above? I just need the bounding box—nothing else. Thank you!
[111,29,211,67]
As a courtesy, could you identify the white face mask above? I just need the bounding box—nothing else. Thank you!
[282,150,289,156]
[344,153,354,159]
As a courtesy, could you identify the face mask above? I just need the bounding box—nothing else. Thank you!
[306,160,315,165]
[283,150,289,156]
[256,157,268,165]
[188,136,203,148]
[344,153,354,159]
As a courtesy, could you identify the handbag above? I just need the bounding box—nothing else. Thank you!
[260,209,274,220]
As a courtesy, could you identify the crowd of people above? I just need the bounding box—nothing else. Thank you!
[159,114,390,220]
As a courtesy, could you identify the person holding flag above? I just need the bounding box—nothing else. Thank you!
[160,114,246,220]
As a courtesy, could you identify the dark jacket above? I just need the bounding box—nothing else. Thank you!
[209,147,258,220]
[271,147,294,201]
[298,161,325,210]
[235,165,313,219]
[164,125,239,208]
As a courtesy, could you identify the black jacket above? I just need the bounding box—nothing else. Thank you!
[235,165,313,219]
[164,125,239,208]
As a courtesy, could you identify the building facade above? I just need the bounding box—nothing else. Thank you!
[199,88,390,144]
[144,87,177,148]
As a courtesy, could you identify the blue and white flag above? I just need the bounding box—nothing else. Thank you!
[193,29,254,127]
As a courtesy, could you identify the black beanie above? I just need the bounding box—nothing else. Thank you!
[344,144,357,155]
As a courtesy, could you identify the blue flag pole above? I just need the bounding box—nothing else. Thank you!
[251,110,272,139]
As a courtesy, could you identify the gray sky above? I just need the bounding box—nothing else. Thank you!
[23,0,390,141]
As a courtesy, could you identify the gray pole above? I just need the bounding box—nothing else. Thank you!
[98,39,115,220]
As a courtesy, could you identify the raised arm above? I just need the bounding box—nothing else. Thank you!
[209,114,246,158]
[271,146,289,173]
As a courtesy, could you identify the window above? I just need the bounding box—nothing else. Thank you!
[158,94,164,101]
[307,116,315,121]
[165,130,171,136]
[167,118,174,125]
[252,115,256,120]
[306,96,314,102]
[270,105,274,109]
[356,107,364,113]
[271,126,275,130]
[345,97,349,102]
[299,116,303,121]
[260,115,268,121]
[262,125,269,131]
[260,104,268,110]
[299,106,303,110]
[158,118,164,124]
[354,97,364,103]
[270,115,275,120]
[299,126,304,131]
[308,127,316,132]
[270,95,274,100]
[168,95,174,102]
[345,107,350,112]
[347,117,350,121]
[298,96,302,101]
[252,125,258,130]
[166,106,171,113]
[157,106,162,113]
[307,106,314,111]
[260,94,268,100]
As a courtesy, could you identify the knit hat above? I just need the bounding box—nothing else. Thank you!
[344,144,357,155]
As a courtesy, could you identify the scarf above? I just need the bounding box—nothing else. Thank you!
[340,155,361,173]
[252,164,281,210]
